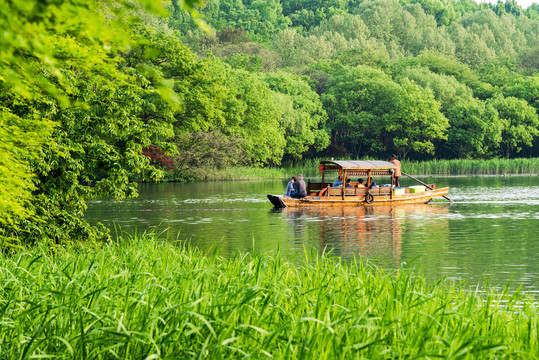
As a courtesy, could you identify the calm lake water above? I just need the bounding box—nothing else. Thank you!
[86,175,539,292]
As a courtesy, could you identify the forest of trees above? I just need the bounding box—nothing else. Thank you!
[172,0,539,162]
[1,0,539,243]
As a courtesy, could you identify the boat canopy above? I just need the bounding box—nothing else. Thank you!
[320,160,396,170]
[319,160,396,177]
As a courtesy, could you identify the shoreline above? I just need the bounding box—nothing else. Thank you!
[148,172,539,183]
[156,158,539,182]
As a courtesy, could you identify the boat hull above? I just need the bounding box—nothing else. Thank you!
[267,187,450,208]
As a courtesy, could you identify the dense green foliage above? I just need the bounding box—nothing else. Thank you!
[0,0,181,244]
[0,235,537,358]
[172,0,539,162]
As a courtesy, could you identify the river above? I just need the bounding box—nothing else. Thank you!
[86,175,539,293]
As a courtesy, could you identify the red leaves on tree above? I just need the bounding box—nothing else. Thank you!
[142,145,175,170]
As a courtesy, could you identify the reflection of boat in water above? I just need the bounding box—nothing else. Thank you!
[281,203,449,217]
[280,204,450,262]
[268,160,450,208]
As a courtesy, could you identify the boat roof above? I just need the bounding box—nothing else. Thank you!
[321,160,397,170]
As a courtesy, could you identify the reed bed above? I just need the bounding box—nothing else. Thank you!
[402,158,539,176]
[217,158,539,180]
[1,234,538,359]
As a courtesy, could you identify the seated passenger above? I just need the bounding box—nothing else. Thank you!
[285,176,297,197]
[293,174,308,199]
[356,179,365,188]
[332,176,343,187]
[368,180,377,189]
[345,179,353,188]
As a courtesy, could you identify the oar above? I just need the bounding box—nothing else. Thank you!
[401,172,453,202]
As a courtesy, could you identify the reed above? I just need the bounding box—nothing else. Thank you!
[1,234,537,359]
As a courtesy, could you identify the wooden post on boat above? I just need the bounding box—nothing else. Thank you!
[390,174,393,199]
[402,172,452,202]
[342,170,346,200]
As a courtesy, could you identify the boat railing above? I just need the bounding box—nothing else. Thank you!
[345,188,367,196]
[308,181,438,197]
[369,187,391,196]
[325,187,367,196]
[307,182,333,193]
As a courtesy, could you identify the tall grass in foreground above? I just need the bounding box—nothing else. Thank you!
[0,234,538,359]
[217,158,539,180]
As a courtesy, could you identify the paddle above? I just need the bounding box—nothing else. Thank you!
[401,172,453,203]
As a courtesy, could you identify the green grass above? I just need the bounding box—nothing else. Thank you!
[1,233,538,358]
[214,158,539,180]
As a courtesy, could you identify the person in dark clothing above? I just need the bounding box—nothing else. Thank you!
[345,178,353,188]
[294,174,308,198]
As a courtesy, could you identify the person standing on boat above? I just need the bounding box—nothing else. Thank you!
[294,174,308,198]
[390,154,401,187]
[285,176,297,197]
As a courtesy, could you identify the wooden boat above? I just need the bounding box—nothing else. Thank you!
[267,160,450,208]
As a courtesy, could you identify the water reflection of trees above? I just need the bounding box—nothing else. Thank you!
[282,205,450,267]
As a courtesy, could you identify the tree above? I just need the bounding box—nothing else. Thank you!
[322,66,400,157]
[259,72,330,158]
[518,46,539,73]
[445,99,503,158]
[0,0,112,234]
[397,66,474,111]
[477,58,520,88]
[355,0,401,43]
[11,38,175,243]
[182,0,290,40]
[206,42,281,72]
[504,76,539,111]
[398,51,495,99]
[322,65,449,159]
[489,96,539,157]
[171,131,246,180]
[0,106,53,228]
[311,13,370,42]
[387,79,449,159]
[406,0,461,26]
[223,69,287,165]
[449,23,496,68]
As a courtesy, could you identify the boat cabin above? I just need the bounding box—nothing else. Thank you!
[307,160,427,200]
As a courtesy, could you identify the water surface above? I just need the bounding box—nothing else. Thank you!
[86,176,539,292]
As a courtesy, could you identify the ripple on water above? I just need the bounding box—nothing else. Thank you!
[450,185,539,202]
